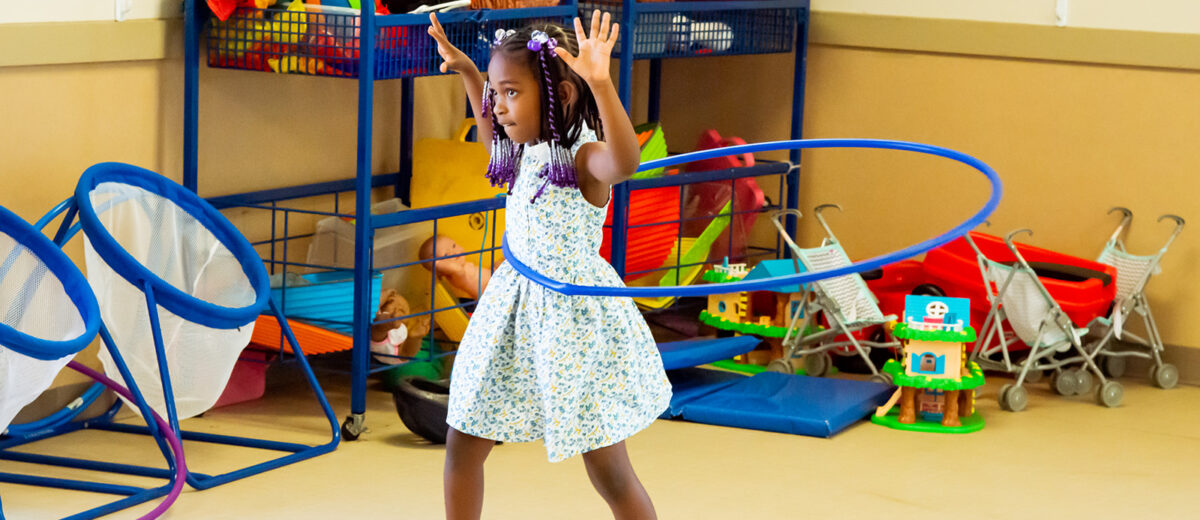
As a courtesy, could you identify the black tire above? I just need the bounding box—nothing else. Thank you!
[910,284,946,297]
[393,377,452,444]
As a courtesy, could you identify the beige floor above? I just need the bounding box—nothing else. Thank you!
[3,366,1199,520]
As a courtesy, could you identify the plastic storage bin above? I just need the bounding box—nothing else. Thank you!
[272,270,383,335]
[580,0,800,60]
[306,199,434,308]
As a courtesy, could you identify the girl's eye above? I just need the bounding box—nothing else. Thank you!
[506,89,517,98]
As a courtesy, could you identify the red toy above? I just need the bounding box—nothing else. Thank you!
[600,186,681,281]
[680,130,766,262]
[868,231,1117,351]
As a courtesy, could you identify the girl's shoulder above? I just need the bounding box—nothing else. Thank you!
[570,124,599,155]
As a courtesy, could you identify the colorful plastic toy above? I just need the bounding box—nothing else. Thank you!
[872,294,985,433]
[411,120,504,269]
[681,129,766,262]
[867,230,1117,349]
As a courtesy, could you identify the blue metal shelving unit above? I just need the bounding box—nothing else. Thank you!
[182,0,809,440]
[581,0,810,276]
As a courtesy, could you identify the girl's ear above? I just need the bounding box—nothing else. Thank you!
[557,80,578,111]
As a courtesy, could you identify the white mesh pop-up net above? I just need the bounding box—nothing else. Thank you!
[76,163,268,421]
[0,205,96,432]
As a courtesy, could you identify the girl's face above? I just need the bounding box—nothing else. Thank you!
[488,54,543,145]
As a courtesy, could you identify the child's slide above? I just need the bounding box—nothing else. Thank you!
[631,200,734,310]
[431,277,470,342]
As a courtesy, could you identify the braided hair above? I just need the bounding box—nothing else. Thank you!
[484,24,604,202]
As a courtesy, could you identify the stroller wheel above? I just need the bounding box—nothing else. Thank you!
[766,358,794,374]
[868,372,893,385]
[1023,369,1045,384]
[999,384,1028,412]
[1151,364,1179,389]
[803,352,832,377]
[1101,355,1127,378]
[1074,370,1094,395]
[1051,370,1078,396]
[1095,380,1123,408]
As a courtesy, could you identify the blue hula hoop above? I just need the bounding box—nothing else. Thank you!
[503,138,1001,297]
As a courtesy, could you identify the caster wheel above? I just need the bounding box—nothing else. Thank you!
[868,372,893,385]
[1095,380,1123,408]
[804,352,832,377]
[1075,370,1094,395]
[766,358,794,374]
[1052,370,1078,396]
[1024,369,1045,384]
[1152,364,1179,389]
[341,415,366,441]
[1102,355,1127,378]
[1000,384,1028,412]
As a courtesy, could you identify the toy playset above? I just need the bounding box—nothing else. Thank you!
[872,295,985,433]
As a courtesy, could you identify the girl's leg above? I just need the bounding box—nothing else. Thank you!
[581,441,657,520]
[444,427,496,520]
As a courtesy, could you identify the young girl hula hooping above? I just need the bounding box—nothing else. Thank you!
[428,11,671,520]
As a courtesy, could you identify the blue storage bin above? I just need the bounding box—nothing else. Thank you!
[271,271,383,335]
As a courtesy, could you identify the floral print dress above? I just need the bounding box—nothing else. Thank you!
[447,126,672,462]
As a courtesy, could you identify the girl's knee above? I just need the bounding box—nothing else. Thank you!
[445,428,496,465]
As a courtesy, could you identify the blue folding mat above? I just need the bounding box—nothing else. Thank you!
[656,336,894,437]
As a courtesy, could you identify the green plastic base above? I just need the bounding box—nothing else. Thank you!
[378,340,446,390]
[870,408,985,434]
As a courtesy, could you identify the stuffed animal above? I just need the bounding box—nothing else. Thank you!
[418,235,492,300]
[371,289,432,364]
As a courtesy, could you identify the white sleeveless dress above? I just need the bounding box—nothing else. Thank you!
[446,128,672,462]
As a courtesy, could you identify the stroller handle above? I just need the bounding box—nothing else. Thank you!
[1158,213,1186,251]
[813,204,843,244]
[1107,206,1133,245]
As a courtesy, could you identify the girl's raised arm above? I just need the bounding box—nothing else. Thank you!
[555,11,641,185]
[429,13,494,152]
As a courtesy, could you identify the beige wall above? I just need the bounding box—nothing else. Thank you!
[2,10,1199,402]
[655,46,1200,349]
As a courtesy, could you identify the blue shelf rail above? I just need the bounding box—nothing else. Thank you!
[581,0,809,276]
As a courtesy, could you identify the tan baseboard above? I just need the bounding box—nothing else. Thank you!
[1121,344,1200,387]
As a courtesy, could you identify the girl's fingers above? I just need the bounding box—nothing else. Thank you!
[428,13,449,44]
[554,46,576,67]
[607,22,619,50]
[599,11,611,42]
[590,9,601,41]
[573,16,585,44]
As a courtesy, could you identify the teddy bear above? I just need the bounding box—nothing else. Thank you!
[371,289,432,365]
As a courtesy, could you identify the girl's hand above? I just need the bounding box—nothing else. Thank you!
[428,13,477,74]
[555,10,618,86]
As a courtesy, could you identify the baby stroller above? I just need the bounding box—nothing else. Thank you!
[971,229,1122,411]
[1087,208,1185,389]
[767,206,899,383]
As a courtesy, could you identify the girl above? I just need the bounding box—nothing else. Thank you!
[427,11,672,520]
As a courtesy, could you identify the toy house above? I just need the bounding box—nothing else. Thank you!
[873,295,985,433]
[700,258,806,363]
